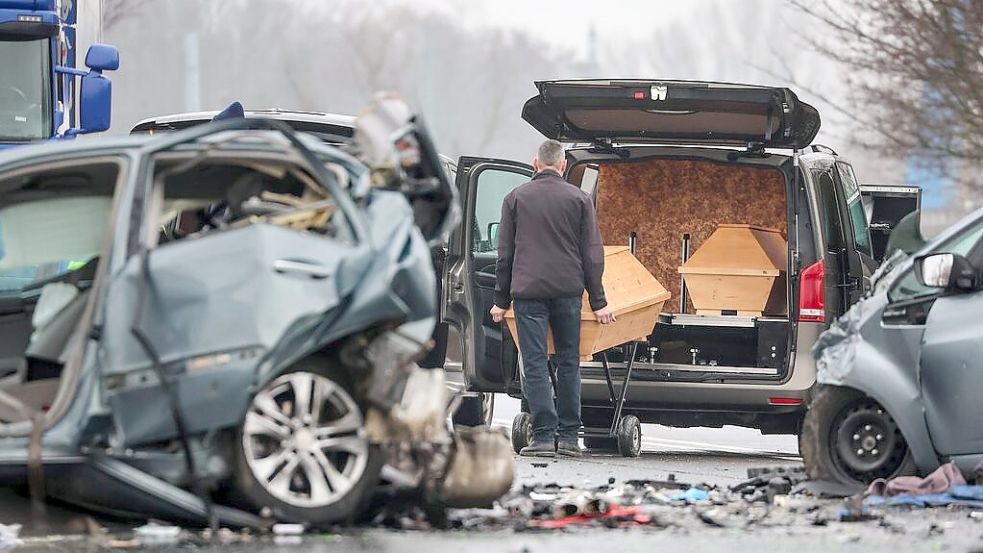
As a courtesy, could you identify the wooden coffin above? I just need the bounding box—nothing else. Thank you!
[677,224,787,317]
[505,246,671,361]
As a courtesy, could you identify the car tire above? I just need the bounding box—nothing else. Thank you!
[616,415,642,458]
[801,385,915,486]
[232,362,383,526]
[452,392,495,427]
[511,412,531,454]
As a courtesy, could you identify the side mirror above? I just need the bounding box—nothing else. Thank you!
[84,44,120,72]
[884,210,926,259]
[487,222,501,248]
[67,45,119,136]
[915,253,978,291]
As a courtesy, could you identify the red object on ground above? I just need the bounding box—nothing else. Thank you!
[529,505,654,529]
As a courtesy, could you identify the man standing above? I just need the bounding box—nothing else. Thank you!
[490,139,615,458]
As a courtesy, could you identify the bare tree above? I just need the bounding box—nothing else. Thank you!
[796,0,983,201]
[102,0,151,30]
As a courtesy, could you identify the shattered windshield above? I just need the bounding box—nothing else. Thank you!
[0,39,52,141]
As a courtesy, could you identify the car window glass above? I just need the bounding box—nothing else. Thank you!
[836,162,872,258]
[888,221,983,303]
[472,168,528,254]
[0,162,121,294]
[815,170,845,252]
[0,38,51,141]
[580,165,599,196]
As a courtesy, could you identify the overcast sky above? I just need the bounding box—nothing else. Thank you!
[464,0,700,54]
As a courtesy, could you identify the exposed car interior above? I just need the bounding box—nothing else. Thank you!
[566,153,794,377]
[150,149,351,248]
[0,161,120,422]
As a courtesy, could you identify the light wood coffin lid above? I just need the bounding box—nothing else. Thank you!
[677,224,787,277]
[505,246,671,320]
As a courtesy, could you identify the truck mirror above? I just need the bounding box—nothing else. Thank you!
[77,71,112,135]
[64,44,118,136]
[84,44,120,72]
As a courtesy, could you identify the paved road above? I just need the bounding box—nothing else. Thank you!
[7,395,981,552]
[492,394,801,488]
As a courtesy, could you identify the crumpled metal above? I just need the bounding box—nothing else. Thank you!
[812,299,865,384]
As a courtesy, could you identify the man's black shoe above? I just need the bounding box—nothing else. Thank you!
[556,442,587,458]
[519,442,556,457]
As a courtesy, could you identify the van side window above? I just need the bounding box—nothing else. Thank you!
[580,165,599,196]
[815,170,845,253]
[835,162,873,258]
[472,168,528,254]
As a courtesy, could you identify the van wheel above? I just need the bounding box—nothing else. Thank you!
[801,386,915,486]
[616,415,642,458]
[453,393,495,427]
[511,412,531,454]
[233,365,382,525]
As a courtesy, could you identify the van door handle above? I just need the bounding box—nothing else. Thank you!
[273,259,332,279]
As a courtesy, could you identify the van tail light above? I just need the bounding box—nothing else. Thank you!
[768,397,803,406]
[798,260,825,323]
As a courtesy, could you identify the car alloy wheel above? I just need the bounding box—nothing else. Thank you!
[241,371,369,508]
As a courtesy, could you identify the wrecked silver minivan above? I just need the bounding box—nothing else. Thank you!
[0,96,511,527]
[805,207,983,485]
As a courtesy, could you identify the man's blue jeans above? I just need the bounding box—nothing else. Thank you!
[513,296,582,445]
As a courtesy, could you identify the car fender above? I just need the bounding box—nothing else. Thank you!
[820,335,940,473]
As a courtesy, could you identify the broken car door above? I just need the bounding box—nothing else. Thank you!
[443,157,532,393]
[97,130,367,447]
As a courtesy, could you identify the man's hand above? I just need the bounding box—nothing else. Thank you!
[593,306,616,324]
[490,305,507,323]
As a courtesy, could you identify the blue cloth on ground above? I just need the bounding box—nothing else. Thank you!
[669,488,709,502]
[865,485,983,508]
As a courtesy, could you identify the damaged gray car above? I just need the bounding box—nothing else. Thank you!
[0,95,512,527]
[804,207,983,486]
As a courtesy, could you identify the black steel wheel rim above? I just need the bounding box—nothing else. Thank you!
[830,398,907,481]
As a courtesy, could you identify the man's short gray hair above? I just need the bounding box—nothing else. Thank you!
[536,139,565,168]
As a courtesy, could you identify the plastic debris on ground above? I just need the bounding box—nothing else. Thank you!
[132,523,181,545]
[441,466,866,532]
[438,464,983,533]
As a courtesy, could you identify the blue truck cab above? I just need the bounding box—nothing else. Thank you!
[0,0,118,149]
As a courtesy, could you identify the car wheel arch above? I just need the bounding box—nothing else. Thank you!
[809,381,938,475]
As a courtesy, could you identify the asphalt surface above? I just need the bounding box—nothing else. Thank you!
[493,395,801,489]
[4,395,983,551]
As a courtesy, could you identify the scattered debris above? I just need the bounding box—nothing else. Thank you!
[133,523,181,545]
[866,461,965,498]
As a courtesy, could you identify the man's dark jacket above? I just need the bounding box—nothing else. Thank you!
[494,170,607,311]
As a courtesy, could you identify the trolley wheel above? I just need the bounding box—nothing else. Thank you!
[511,412,532,454]
[616,415,642,458]
[584,436,618,452]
